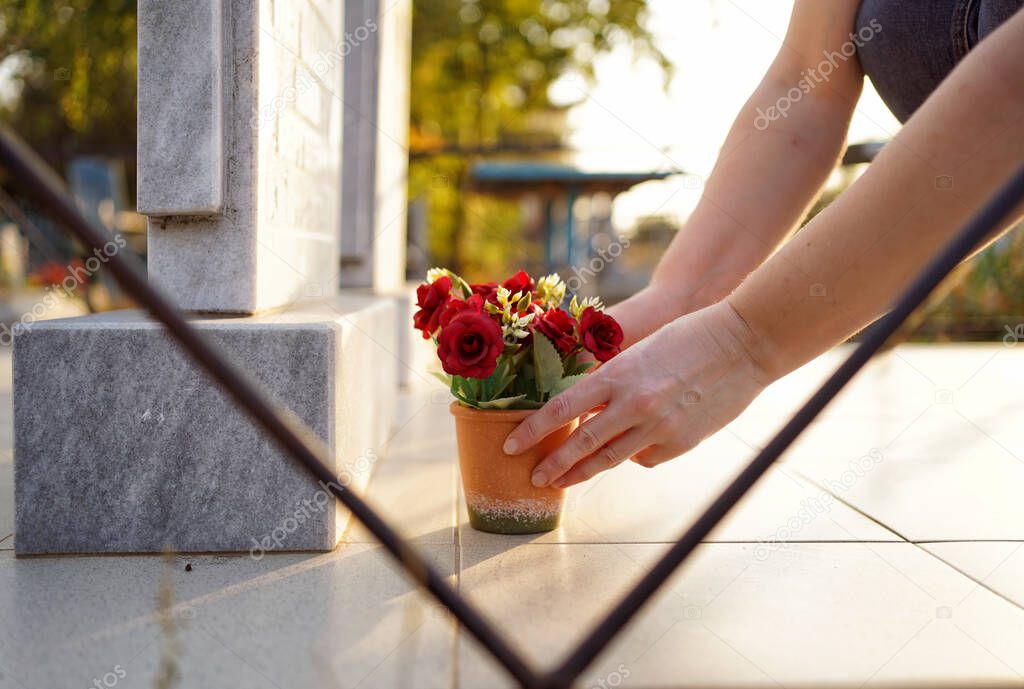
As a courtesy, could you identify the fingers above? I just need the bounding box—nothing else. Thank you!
[551,429,651,488]
[503,376,609,455]
[630,444,680,469]
[529,403,632,487]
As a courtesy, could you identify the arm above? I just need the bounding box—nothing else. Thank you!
[612,0,865,347]
[507,6,1024,489]
[733,6,1024,381]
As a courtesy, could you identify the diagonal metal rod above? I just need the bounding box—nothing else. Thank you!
[0,124,545,689]
[550,162,1024,687]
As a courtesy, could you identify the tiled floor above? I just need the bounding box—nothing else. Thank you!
[2,345,1024,688]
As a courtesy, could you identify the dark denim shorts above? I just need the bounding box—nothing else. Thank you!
[857,0,1023,122]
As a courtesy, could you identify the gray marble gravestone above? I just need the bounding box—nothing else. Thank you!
[12,0,412,554]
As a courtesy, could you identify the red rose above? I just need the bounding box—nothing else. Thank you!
[438,294,486,328]
[470,282,500,304]
[437,309,504,378]
[413,276,452,339]
[535,308,578,355]
[502,270,535,296]
[578,307,623,362]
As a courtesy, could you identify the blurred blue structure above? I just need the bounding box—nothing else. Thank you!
[470,160,679,271]
[67,156,129,231]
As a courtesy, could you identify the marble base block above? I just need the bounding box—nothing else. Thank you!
[12,296,398,555]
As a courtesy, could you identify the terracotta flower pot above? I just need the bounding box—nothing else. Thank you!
[450,402,578,534]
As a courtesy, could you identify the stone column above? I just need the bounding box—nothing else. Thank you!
[11,0,408,554]
[339,0,411,293]
[140,0,344,313]
[338,0,425,384]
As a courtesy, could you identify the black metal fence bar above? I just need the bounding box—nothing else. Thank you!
[0,124,543,689]
[3,117,1023,689]
[551,163,1024,685]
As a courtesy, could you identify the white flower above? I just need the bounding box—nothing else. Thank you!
[490,286,535,343]
[535,273,566,308]
[569,295,604,319]
[424,267,471,296]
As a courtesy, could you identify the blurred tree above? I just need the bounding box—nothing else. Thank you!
[0,0,137,178]
[911,227,1024,341]
[409,0,668,278]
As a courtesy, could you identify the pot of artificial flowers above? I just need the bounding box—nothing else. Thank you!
[413,269,623,534]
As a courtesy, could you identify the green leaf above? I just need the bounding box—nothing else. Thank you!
[476,394,528,409]
[510,399,544,410]
[568,360,596,375]
[452,394,482,409]
[492,372,515,399]
[452,375,479,403]
[532,332,564,396]
[510,367,529,397]
[550,373,585,396]
[562,352,577,372]
[430,370,452,386]
[448,377,478,408]
[478,357,516,402]
[478,366,494,400]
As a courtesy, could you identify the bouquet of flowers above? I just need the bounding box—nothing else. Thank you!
[413,269,624,410]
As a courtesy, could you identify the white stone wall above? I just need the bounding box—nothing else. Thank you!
[255,0,344,308]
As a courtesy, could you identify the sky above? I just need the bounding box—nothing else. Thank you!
[550,0,902,231]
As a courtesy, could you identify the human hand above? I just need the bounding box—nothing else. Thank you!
[503,300,771,488]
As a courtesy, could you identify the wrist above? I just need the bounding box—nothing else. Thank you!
[711,299,778,388]
[608,285,690,348]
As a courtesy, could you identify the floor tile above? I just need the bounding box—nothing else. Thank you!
[923,541,1024,608]
[345,389,456,545]
[860,344,1024,419]
[741,345,931,422]
[456,542,1024,688]
[458,427,899,547]
[0,544,455,689]
[730,346,850,447]
[787,399,1024,540]
[735,344,1024,450]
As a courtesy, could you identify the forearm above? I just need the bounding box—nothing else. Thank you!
[611,88,856,346]
[731,10,1024,380]
[613,2,864,346]
[656,83,857,301]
